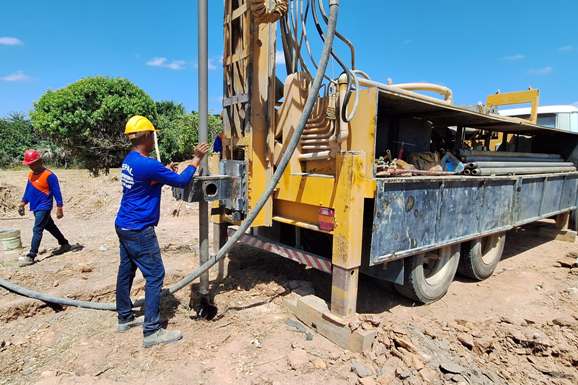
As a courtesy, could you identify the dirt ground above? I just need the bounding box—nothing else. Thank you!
[0,169,577,385]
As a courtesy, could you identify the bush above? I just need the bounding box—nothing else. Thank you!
[0,113,36,167]
[30,77,156,175]
[155,101,223,162]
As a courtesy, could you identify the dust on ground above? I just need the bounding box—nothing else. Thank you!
[0,169,577,385]
[0,182,19,214]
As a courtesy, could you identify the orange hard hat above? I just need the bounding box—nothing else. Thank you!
[23,149,42,166]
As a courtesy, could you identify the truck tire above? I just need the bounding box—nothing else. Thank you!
[394,245,460,304]
[458,233,506,280]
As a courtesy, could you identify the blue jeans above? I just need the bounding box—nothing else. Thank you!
[115,226,165,336]
[28,210,68,258]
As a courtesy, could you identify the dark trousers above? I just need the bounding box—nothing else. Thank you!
[28,210,68,258]
[115,226,165,336]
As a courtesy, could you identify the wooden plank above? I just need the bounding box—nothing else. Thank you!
[288,294,376,353]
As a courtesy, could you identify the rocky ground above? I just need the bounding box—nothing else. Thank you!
[0,169,577,385]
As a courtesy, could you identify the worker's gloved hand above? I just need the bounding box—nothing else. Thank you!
[56,207,64,219]
[166,162,178,172]
[194,143,210,160]
[18,204,25,217]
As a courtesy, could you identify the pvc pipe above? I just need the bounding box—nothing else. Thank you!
[462,156,564,163]
[357,77,453,105]
[468,161,574,169]
[153,131,161,162]
[460,150,561,159]
[0,1,342,311]
[471,166,576,176]
[388,82,453,104]
[376,168,458,177]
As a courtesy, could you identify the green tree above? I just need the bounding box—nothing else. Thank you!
[30,77,156,174]
[0,113,36,167]
[155,100,186,119]
[155,100,223,162]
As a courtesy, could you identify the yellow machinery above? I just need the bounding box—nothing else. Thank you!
[211,0,578,320]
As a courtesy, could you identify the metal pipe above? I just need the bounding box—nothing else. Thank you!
[471,166,576,176]
[468,161,574,169]
[298,150,332,160]
[388,82,453,104]
[337,73,349,143]
[462,156,564,163]
[460,150,561,159]
[376,168,458,177]
[198,0,209,297]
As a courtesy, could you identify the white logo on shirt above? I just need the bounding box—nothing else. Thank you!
[121,163,134,189]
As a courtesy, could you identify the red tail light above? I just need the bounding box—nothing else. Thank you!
[318,208,335,231]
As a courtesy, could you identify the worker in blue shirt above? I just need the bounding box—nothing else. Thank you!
[115,115,209,348]
[18,150,71,267]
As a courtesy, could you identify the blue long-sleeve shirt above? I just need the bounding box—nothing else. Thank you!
[22,169,63,212]
[115,151,196,230]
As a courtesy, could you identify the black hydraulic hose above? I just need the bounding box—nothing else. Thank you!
[0,0,341,311]
[280,16,296,74]
[317,0,355,69]
[310,0,353,122]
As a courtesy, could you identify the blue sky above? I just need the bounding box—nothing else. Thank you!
[1,0,577,116]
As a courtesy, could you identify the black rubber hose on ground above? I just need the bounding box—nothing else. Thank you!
[0,0,341,311]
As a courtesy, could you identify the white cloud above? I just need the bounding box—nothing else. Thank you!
[528,66,553,76]
[275,50,285,65]
[0,37,23,46]
[559,45,575,53]
[1,70,30,82]
[502,53,525,61]
[146,57,186,70]
[573,101,578,107]
[191,56,221,70]
[208,57,218,70]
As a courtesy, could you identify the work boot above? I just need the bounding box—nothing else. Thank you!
[117,315,145,333]
[51,243,72,256]
[143,329,183,348]
[18,255,35,267]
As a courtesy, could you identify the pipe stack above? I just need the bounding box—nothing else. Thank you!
[460,150,576,176]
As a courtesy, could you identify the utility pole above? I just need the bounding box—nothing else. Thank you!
[198,0,209,299]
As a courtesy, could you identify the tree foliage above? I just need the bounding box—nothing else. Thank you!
[30,77,156,174]
[0,113,67,168]
[12,78,224,173]
[155,101,222,162]
[0,113,37,167]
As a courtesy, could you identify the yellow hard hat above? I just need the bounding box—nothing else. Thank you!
[124,115,156,138]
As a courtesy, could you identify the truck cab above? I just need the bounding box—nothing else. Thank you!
[500,105,578,133]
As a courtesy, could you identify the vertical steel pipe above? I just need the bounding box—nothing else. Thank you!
[198,0,209,297]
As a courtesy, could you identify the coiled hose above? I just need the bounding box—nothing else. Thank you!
[0,0,340,311]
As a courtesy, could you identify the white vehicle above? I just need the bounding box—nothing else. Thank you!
[499,105,578,133]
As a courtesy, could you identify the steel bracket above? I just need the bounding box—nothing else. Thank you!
[172,175,237,203]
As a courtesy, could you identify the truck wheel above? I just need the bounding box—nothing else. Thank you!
[458,233,506,280]
[394,245,460,304]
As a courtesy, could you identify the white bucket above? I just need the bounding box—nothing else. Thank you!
[0,228,22,251]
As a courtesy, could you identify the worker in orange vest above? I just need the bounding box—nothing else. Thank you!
[18,150,72,267]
